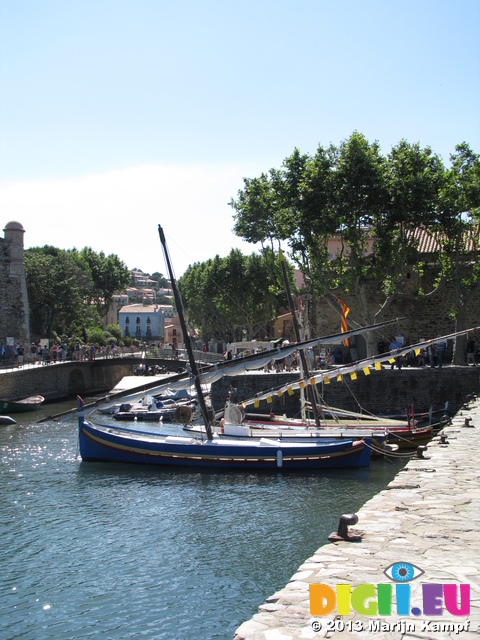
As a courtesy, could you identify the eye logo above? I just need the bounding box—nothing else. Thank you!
[384,562,424,582]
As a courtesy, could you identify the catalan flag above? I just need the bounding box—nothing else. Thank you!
[333,295,350,346]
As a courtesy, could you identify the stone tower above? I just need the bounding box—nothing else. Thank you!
[0,221,31,347]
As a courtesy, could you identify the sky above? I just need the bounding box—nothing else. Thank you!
[0,0,479,278]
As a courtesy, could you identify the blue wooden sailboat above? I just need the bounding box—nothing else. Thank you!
[77,225,372,471]
[77,418,370,469]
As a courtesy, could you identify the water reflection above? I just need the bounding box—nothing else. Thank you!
[0,398,406,640]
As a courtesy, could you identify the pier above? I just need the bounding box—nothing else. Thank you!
[234,397,480,639]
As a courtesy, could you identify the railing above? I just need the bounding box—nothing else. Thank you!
[0,346,224,373]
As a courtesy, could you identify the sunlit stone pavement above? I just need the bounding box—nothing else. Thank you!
[234,396,480,640]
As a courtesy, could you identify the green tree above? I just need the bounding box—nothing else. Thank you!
[79,247,130,316]
[178,249,293,343]
[230,133,480,355]
[25,246,130,341]
[375,140,445,306]
[436,143,480,362]
[25,246,97,339]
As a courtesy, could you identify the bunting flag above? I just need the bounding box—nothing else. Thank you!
[236,326,480,410]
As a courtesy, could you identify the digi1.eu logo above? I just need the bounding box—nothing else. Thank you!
[309,561,470,618]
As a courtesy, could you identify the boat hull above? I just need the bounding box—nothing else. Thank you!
[0,395,44,413]
[78,418,370,470]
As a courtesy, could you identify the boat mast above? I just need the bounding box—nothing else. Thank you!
[158,225,214,440]
[279,249,322,428]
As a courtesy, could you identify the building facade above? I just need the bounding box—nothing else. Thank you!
[118,304,167,340]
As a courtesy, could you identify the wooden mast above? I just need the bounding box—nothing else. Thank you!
[158,225,213,440]
[279,248,322,428]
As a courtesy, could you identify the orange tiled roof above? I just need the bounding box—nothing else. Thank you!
[406,226,480,254]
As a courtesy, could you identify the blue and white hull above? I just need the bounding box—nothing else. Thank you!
[78,418,371,470]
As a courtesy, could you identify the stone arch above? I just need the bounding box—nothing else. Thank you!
[68,368,87,395]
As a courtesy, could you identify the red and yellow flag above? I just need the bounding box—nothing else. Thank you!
[337,297,350,346]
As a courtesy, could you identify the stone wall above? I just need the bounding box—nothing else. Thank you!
[211,367,480,416]
[307,270,480,362]
[0,221,31,347]
[0,361,136,401]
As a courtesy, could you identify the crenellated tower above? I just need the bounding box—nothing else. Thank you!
[0,221,31,348]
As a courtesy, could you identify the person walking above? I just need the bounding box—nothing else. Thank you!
[436,338,447,368]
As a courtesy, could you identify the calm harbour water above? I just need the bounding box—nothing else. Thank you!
[1,399,406,640]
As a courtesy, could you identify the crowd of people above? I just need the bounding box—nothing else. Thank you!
[0,340,119,367]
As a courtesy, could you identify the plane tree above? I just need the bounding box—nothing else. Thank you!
[230,133,452,355]
[375,139,445,308]
[178,248,293,343]
[434,143,480,362]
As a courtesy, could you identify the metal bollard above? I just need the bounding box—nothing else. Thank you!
[328,513,361,542]
[416,445,427,459]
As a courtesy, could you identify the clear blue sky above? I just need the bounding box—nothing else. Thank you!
[1,0,479,276]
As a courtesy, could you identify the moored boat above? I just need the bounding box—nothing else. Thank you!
[78,417,371,469]
[76,225,375,471]
[0,395,44,413]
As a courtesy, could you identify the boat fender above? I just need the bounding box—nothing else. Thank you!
[276,449,283,468]
[220,418,224,434]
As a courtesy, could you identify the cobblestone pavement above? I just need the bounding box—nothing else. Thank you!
[234,397,480,640]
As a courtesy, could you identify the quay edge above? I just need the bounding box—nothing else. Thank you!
[233,397,480,640]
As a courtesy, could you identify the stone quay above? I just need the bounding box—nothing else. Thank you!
[234,397,480,640]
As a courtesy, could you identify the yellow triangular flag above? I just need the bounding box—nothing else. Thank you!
[287,386,294,396]
[254,398,259,408]
[266,395,272,404]
[323,376,330,385]
[375,361,382,370]
[337,374,342,382]
[363,367,370,376]
[350,371,357,380]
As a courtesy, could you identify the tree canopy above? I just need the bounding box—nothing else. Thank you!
[178,247,295,343]
[25,246,130,341]
[229,133,480,357]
